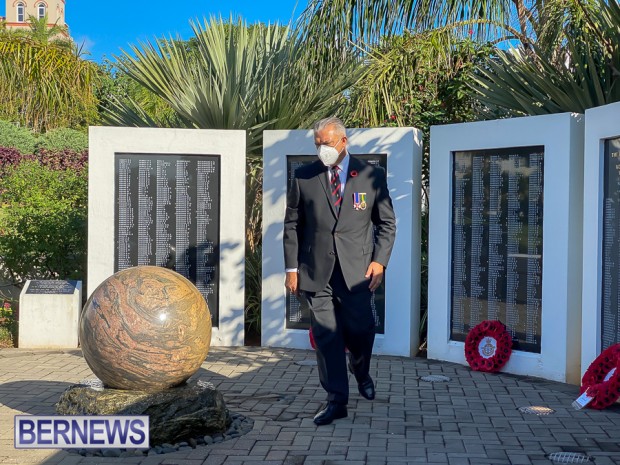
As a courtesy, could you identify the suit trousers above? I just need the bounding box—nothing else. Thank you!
[303,259,375,405]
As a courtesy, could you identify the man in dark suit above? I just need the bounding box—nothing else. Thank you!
[284,117,396,425]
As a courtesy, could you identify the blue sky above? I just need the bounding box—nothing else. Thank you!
[1,0,307,63]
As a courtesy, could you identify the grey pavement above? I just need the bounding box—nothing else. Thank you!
[1,346,619,465]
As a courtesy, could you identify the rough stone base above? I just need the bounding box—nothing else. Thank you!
[56,379,229,445]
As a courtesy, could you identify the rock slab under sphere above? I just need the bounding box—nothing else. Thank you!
[56,380,228,445]
[80,266,212,391]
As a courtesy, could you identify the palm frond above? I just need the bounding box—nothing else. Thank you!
[107,16,360,154]
[468,0,620,115]
[299,0,512,45]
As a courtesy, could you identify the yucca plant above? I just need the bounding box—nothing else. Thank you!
[105,17,359,154]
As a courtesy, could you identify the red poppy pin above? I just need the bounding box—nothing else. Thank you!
[350,170,358,177]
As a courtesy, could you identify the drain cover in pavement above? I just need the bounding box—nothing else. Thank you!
[518,405,555,415]
[420,375,451,382]
[295,360,318,366]
[547,452,593,463]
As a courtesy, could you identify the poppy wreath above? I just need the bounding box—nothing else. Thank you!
[464,320,513,372]
[580,343,620,410]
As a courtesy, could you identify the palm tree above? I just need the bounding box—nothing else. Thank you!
[299,0,537,51]
[24,15,70,46]
[300,0,620,115]
[0,34,98,131]
[468,0,620,114]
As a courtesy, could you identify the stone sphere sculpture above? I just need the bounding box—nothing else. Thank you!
[80,266,212,391]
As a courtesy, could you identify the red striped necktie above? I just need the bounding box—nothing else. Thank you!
[331,166,342,212]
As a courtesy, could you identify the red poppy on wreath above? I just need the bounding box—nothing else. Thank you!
[464,320,513,373]
[350,170,358,178]
[580,343,620,409]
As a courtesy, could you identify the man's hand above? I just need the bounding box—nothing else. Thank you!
[365,261,384,292]
[285,271,299,296]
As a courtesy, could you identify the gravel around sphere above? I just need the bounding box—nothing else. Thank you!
[67,411,253,457]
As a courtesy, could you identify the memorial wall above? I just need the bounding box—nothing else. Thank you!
[88,127,246,346]
[114,154,221,324]
[582,101,620,375]
[600,137,620,350]
[262,128,422,356]
[428,113,584,384]
[451,147,544,353]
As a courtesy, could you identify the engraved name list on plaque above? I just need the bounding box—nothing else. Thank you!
[115,153,221,324]
[601,137,620,350]
[451,146,544,353]
[285,154,387,334]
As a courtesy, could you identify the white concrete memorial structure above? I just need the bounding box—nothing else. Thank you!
[581,101,620,376]
[88,127,246,346]
[428,113,584,384]
[262,128,422,356]
[19,280,82,348]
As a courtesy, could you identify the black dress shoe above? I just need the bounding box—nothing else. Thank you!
[313,403,348,425]
[358,376,375,400]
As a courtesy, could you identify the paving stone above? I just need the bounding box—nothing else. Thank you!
[2,347,620,465]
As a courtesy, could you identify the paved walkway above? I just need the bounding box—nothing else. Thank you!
[1,347,619,465]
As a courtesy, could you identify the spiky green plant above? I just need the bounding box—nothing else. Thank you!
[105,17,360,155]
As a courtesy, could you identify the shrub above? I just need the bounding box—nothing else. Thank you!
[38,128,88,152]
[0,301,17,348]
[0,120,38,154]
[0,327,13,348]
[0,147,87,176]
[0,147,30,176]
[0,160,88,285]
[37,149,88,171]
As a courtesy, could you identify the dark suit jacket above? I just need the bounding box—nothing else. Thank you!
[284,156,396,293]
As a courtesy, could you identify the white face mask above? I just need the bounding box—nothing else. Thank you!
[317,140,342,166]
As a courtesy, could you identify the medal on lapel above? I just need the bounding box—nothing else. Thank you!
[353,192,367,210]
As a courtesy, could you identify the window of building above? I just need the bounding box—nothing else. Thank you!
[38,3,46,19]
[16,2,25,22]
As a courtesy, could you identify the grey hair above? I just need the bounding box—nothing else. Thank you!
[313,117,347,137]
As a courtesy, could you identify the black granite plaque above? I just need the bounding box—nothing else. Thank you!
[26,280,78,294]
[601,137,620,350]
[451,146,544,353]
[115,153,221,325]
[285,154,387,334]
